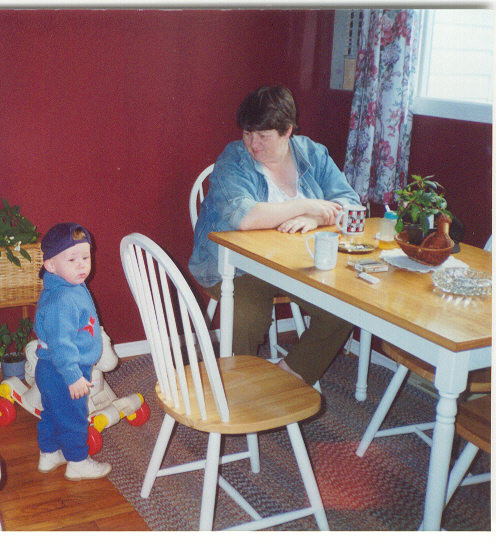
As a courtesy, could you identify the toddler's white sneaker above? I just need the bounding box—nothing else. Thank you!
[38,450,67,473]
[65,456,112,481]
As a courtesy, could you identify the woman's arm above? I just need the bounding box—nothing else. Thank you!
[239,199,342,231]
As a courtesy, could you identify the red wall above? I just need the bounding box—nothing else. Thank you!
[1,9,491,347]
[0,9,335,344]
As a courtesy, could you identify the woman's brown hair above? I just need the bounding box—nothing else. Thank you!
[236,86,298,136]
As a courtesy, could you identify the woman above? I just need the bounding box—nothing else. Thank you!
[189,86,361,385]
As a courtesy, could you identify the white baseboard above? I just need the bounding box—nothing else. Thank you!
[113,340,150,359]
[113,318,398,373]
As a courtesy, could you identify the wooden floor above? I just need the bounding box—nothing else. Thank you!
[0,372,150,531]
[0,334,300,531]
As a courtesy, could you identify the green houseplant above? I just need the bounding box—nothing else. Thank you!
[394,174,452,244]
[0,198,40,267]
[0,318,34,380]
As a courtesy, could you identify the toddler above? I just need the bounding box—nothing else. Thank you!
[34,222,111,480]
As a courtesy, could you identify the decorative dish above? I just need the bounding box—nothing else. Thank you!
[432,267,492,297]
[338,242,375,254]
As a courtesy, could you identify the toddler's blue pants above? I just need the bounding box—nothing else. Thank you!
[35,359,91,462]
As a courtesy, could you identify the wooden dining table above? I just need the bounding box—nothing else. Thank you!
[209,217,492,530]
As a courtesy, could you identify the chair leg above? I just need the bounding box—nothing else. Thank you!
[286,422,329,531]
[355,329,372,401]
[344,328,354,354]
[141,414,176,498]
[246,432,260,473]
[356,364,410,457]
[268,306,279,359]
[205,298,218,328]
[199,432,222,530]
[290,302,306,338]
[418,442,485,530]
[444,442,481,507]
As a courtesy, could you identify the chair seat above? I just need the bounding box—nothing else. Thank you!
[382,341,491,392]
[273,295,291,305]
[155,355,321,434]
[382,341,436,382]
[206,290,292,306]
[456,394,491,454]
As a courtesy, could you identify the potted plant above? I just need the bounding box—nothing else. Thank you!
[0,198,40,267]
[0,318,34,380]
[394,174,452,245]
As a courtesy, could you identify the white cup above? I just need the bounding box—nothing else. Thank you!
[305,231,339,270]
[336,204,367,235]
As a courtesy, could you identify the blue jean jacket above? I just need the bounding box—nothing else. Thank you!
[189,135,360,288]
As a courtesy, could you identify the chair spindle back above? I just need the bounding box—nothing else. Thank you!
[189,164,214,229]
[120,233,229,422]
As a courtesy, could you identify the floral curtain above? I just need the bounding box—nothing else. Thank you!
[344,9,420,205]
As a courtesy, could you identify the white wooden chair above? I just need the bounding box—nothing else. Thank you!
[419,394,490,530]
[483,234,492,252]
[356,341,491,456]
[357,235,492,457]
[189,164,307,359]
[120,233,328,531]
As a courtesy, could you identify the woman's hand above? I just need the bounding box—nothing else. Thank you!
[304,200,343,225]
[69,376,93,400]
[278,215,320,234]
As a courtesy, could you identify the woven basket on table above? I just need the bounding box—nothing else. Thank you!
[0,243,43,308]
[395,232,454,267]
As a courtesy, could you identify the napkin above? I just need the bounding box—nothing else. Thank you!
[380,248,469,273]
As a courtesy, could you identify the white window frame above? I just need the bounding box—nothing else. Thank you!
[331,9,493,124]
[412,9,493,124]
[330,9,363,91]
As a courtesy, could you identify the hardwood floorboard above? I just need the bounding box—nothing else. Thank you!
[0,396,150,531]
[1,335,298,531]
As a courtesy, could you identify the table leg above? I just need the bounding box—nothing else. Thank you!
[355,329,372,401]
[217,247,261,472]
[421,391,458,530]
[218,246,235,358]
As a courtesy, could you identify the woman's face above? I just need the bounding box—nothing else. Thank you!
[242,126,292,165]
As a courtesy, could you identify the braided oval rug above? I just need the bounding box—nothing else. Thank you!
[95,352,490,531]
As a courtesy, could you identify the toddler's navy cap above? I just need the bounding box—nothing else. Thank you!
[39,223,92,278]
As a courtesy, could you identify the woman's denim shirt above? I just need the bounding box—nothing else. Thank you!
[189,135,360,288]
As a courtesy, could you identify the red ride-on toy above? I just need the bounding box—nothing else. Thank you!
[0,328,150,455]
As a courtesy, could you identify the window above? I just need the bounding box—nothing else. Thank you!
[414,9,493,123]
[330,10,364,91]
[331,9,493,123]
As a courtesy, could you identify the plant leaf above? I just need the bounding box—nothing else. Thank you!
[419,215,430,235]
[5,247,21,267]
[410,204,420,222]
[19,247,32,262]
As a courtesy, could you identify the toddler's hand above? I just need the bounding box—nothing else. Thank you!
[69,377,93,400]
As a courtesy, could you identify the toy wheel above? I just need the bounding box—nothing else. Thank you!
[87,425,103,456]
[0,398,16,426]
[126,402,150,426]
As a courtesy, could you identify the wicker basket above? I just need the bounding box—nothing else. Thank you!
[395,232,454,267]
[0,243,43,308]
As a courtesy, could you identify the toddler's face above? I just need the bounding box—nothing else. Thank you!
[44,242,91,285]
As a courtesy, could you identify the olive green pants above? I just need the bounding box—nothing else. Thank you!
[205,274,353,385]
